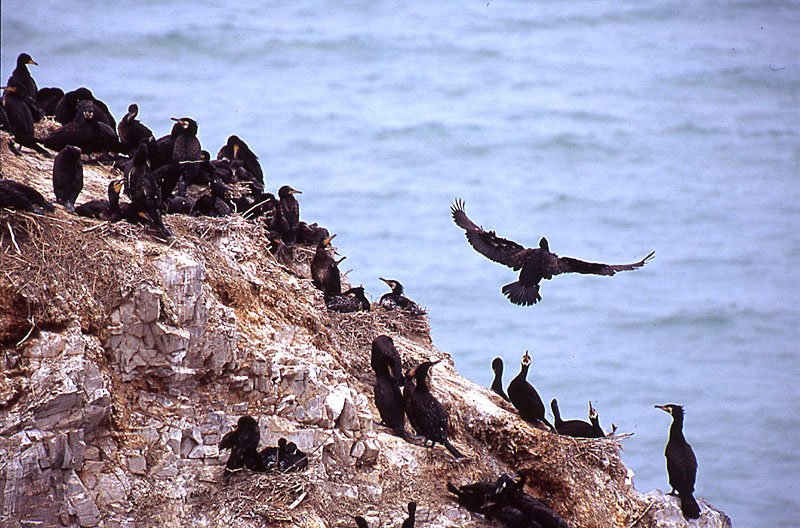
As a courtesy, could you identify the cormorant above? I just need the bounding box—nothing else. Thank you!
[371,342,413,442]
[325,286,371,313]
[278,441,308,472]
[296,221,330,246]
[276,185,301,246]
[378,278,425,315]
[491,357,510,401]
[125,143,171,238]
[446,480,495,513]
[401,501,416,528]
[170,117,201,196]
[218,416,264,472]
[1,80,50,156]
[260,437,287,471]
[75,179,124,220]
[353,516,370,528]
[371,335,404,388]
[493,473,568,528]
[118,104,153,154]
[311,234,341,295]
[507,351,553,430]
[405,360,465,459]
[52,146,83,212]
[550,399,603,438]
[35,87,64,117]
[655,404,700,519]
[0,179,54,213]
[217,135,263,188]
[165,195,195,215]
[451,199,654,306]
[42,99,119,154]
[147,121,183,170]
[191,178,232,217]
[53,87,116,129]
[7,53,40,119]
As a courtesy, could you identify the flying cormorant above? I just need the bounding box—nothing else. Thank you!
[1,80,50,156]
[451,199,654,306]
[0,179,54,213]
[118,104,154,154]
[405,360,465,459]
[75,179,124,220]
[378,278,425,315]
[325,286,371,313]
[507,351,553,430]
[655,404,701,519]
[42,99,119,154]
[311,234,342,295]
[371,342,413,442]
[401,501,416,528]
[52,146,83,212]
[217,135,264,188]
[491,357,510,401]
[218,416,265,472]
[276,185,301,246]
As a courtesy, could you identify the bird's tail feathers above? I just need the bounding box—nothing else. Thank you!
[444,439,466,459]
[679,492,701,520]
[501,281,541,306]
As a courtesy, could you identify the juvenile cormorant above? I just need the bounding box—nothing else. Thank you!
[278,441,308,472]
[0,179,54,213]
[491,358,510,401]
[52,146,83,212]
[7,53,40,119]
[550,399,603,438]
[276,185,301,246]
[118,104,153,154]
[217,135,264,187]
[507,351,553,430]
[655,404,700,519]
[1,80,50,156]
[405,360,465,459]
[451,199,654,306]
[311,234,342,294]
[126,143,171,238]
[378,278,425,315]
[493,473,568,528]
[43,100,119,154]
[296,221,330,245]
[325,286,371,313]
[219,416,264,472]
[75,179,124,220]
[401,501,416,528]
[35,87,64,117]
[372,343,413,441]
[170,117,201,196]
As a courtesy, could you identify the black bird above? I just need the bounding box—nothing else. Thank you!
[278,441,308,472]
[276,185,301,246]
[493,473,568,528]
[1,80,50,156]
[125,143,171,238]
[325,286,371,313]
[0,179,54,213]
[75,179,124,220]
[311,234,342,295]
[353,517,370,528]
[480,501,535,528]
[52,146,83,212]
[53,87,116,129]
[371,342,413,441]
[147,120,183,170]
[378,278,425,315]
[217,135,264,188]
[35,87,64,117]
[507,351,553,430]
[401,501,416,528]
[296,221,330,246]
[191,178,233,217]
[655,404,701,519]
[118,104,153,154]
[451,199,654,306]
[491,357,510,401]
[42,99,118,154]
[446,480,495,513]
[218,416,264,472]
[371,335,404,387]
[260,437,287,471]
[170,117,201,196]
[7,53,40,119]
[405,360,465,459]
[550,399,603,438]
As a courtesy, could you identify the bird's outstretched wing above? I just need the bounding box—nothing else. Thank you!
[555,250,654,276]
[450,199,534,271]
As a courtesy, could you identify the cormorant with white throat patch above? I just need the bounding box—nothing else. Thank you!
[378,278,425,315]
[656,404,700,519]
[507,351,553,430]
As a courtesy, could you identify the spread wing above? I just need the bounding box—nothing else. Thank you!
[555,251,654,276]
[450,199,534,271]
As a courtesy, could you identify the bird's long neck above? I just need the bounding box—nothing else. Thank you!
[517,364,529,381]
[491,367,503,389]
[669,413,685,443]
[393,283,403,295]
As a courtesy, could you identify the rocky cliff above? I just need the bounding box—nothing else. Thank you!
[0,132,732,528]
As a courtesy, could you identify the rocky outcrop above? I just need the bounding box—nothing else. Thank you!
[0,136,731,527]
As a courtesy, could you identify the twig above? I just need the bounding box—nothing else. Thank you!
[287,491,307,510]
[15,317,36,348]
[627,500,655,528]
[6,222,21,255]
[82,221,110,233]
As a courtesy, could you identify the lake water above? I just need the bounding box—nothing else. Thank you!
[4,1,799,526]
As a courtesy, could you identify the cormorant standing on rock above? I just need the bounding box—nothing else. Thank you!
[75,179,124,220]
[371,335,404,388]
[507,351,553,430]
[52,146,83,212]
[1,80,50,156]
[43,100,118,154]
[401,501,416,528]
[371,342,413,442]
[276,185,301,245]
[378,278,425,315]
[311,234,341,294]
[451,199,654,306]
[126,143,171,238]
[325,286,370,313]
[406,360,465,459]
[118,104,153,154]
[655,404,700,519]
[491,358,510,401]
[217,135,264,188]
[0,179,54,213]
[550,399,604,438]
[218,416,264,472]
[170,117,201,196]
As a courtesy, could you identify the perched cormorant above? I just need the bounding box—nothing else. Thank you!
[655,404,700,519]
[451,199,654,306]
[371,342,413,442]
[35,87,64,117]
[7,53,40,119]
[217,135,264,187]
[507,351,553,430]
[405,360,464,459]
[1,80,50,156]
[125,143,171,238]
[53,87,116,129]
[170,117,201,196]
[550,399,604,438]
[219,416,264,472]
[258,438,282,470]
[401,501,416,528]
[118,104,153,154]
[191,178,232,217]
[371,335,404,388]
[491,357,510,402]
[480,501,534,528]
[0,179,54,213]
[52,146,83,212]
[278,441,308,472]
[311,234,342,295]
[325,286,371,313]
[75,179,124,220]
[493,473,568,528]
[42,99,119,154]
[296,221,330,246]
[276,185,301,246]
[147,121,183,170]
[378,278,425,315]
[446,480,495,513]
